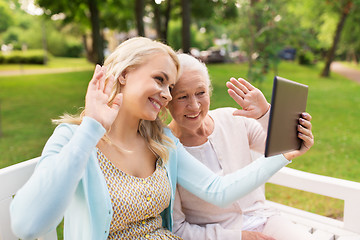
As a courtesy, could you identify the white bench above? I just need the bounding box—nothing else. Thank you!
[267,167,360,240]
[0,158,57,240]
[1,158,360,239]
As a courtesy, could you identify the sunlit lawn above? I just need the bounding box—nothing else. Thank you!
[1,60,359,236]
[0,57,94,71]
[0,70,92,167]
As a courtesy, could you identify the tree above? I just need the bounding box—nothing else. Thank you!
[232,0,288,82]
[36,0,104,64]
[0,0,13,34]
[151,0,172,43]
[102,0,135,32]
[135,0,145,36]
[339,5,360,63]
[321,0,357,77]
[178,0,238,52]
[181,0,190,53]
[87,0,104,64]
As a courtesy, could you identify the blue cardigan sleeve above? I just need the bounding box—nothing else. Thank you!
[10,117,106,240]
[175,138,289,207]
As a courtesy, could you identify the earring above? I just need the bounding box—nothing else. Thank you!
[118,76,126,85]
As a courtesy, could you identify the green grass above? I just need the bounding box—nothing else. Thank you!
[1,60,359,228]
[0,57,94,71]
[0,71,92,168]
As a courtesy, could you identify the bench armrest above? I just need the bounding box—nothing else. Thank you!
[268,167,360,233]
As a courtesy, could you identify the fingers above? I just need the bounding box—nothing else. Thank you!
[91,64,101,80]
[90,65,106,92]
[98,66,107,91]
[298,124,313,141]
[228,88,245,107]
[298,127,314,150]
[89,65,101,87]
[238,78,255,91]
[231,78,249,94]
[90,65,115,96]
[299,112,312,130]
[298,113,314,149]
[104,74,115,96]
[301,112,312,121]
[226,80,245,100]
[226,78,249,97]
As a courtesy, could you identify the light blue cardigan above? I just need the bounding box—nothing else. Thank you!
[10,117,288,240]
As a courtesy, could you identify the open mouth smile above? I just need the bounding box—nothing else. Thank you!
[185,112,200,119]
[149,98,162,111]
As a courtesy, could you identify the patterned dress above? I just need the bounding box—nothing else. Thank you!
[97,149,182,240]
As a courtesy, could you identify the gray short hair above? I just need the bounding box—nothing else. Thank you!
[177,53,212,92]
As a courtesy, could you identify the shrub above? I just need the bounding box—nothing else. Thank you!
[298,50,315,65]
[63,41,84,58]
[0,50,49,64]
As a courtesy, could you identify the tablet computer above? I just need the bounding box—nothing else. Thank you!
[265,76,308,157]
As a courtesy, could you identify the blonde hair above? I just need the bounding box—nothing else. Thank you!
[53,37,180,163]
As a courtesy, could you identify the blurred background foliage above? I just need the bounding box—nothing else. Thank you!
[0,0,359,78]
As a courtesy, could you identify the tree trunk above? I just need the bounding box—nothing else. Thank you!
[321,1,352,77]
[88,0,104,65]
[135,0,145,37]
[153,2,162,39]
[153,0,172,43]
[162,0,172,43]
[82,34,90,61]
[181,0,191,53]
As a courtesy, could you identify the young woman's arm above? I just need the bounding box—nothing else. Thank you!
[10,117,105,239]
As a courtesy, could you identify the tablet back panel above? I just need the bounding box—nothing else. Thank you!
[265,76,308,157]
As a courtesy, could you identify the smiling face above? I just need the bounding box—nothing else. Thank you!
[120,53,177,121]
[168,68,211,131]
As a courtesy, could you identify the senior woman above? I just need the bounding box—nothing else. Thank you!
[167,53,315,240]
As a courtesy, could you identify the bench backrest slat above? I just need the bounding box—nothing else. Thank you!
[0,157,57,240]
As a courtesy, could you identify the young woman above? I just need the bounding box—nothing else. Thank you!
[168,53,315,240]
[10,37,313,240]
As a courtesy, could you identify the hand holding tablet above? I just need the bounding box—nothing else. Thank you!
[265,76,311,158]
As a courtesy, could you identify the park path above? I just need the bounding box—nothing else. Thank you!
[330,62,360,84]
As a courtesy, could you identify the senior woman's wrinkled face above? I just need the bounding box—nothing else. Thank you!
[168,69,211,130]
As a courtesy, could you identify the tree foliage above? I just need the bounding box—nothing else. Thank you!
[36,0,104,64]
[0,1,84,58]
[321,0,360,77]
[2,0,360,79]
[0,0,13,33]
